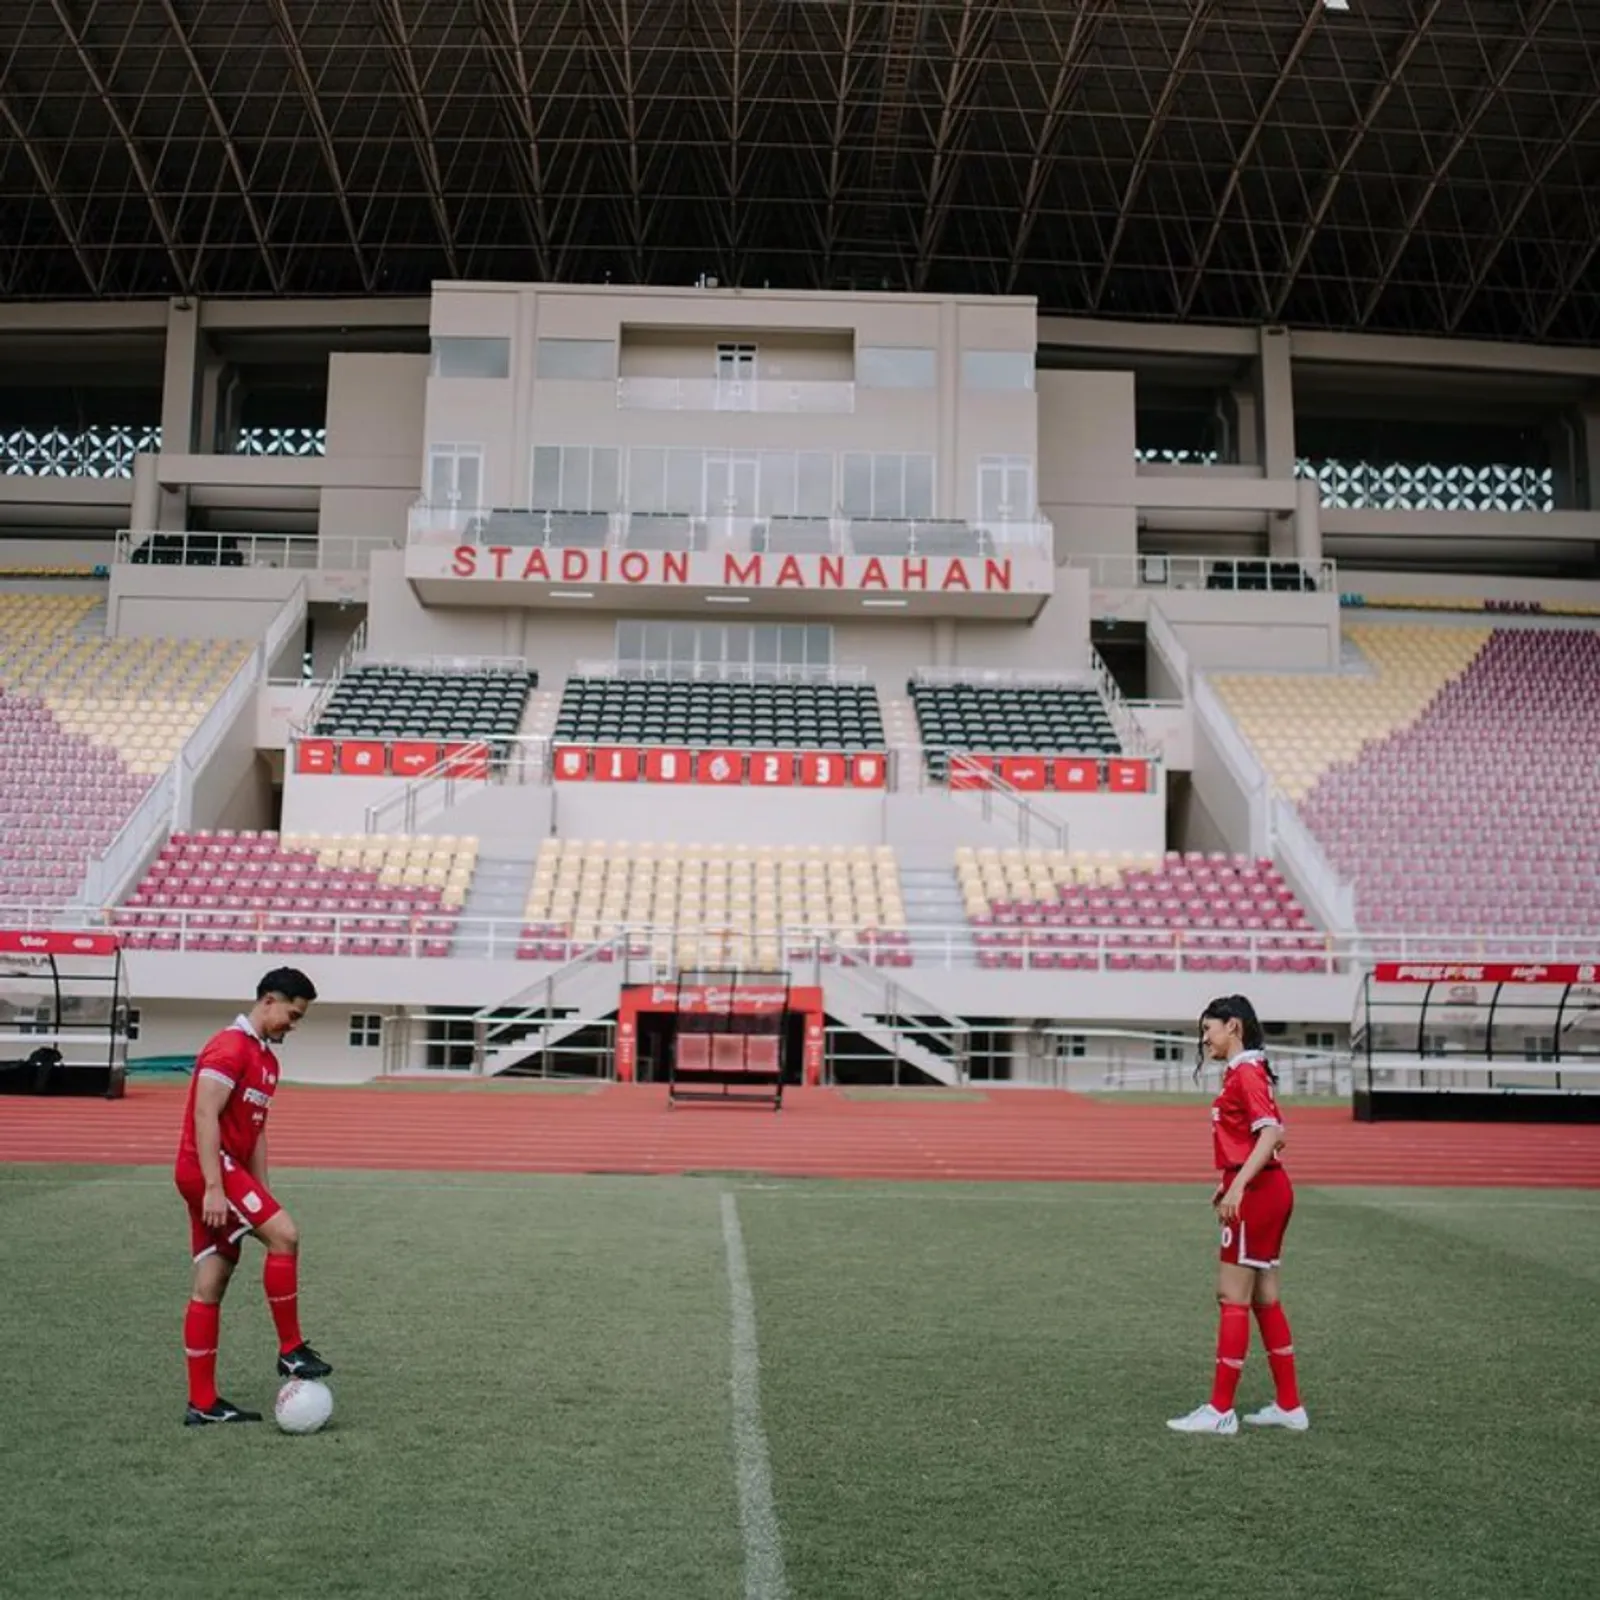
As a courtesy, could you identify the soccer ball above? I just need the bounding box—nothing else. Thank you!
[274,1378,334,1435]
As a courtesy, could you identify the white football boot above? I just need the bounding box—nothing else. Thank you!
[1165,1403,1239,1435]
[1243,1402,1310,1431]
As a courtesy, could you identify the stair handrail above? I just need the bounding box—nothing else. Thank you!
[825,941,971,1082]
[945,753,1067,850]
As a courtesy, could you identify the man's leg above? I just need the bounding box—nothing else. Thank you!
[184,1254,233,1411]
[255,1210,333,1380]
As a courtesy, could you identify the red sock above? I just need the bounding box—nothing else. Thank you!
[263,1253,304,1353]
[184,1299,220,1410]
[1254,1301,1302,1410]
[1208,1302,1250,1412]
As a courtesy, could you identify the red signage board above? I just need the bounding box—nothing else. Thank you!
[552,746,886,790]
[1374,962,1599,985]
[0,930,119,956]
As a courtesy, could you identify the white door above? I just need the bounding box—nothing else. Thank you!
[704,453,759,518]
[716,343,758,411]
[978,456,1033,522]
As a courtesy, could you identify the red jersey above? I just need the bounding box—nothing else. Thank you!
[1211,1051,1285,1171]
[175,1016,281,1174]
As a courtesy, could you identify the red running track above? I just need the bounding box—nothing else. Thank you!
[2,1083,1599,1186]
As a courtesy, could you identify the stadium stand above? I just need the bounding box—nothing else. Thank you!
[519,839,910,965]
[114,831,478,955]
[957,848,1325,973]
[910,680,1120,779]
[1292,629,1600,936]
[313,664,536,743]
[553,677,885,750]
[0,593,250,776]
[1213,625,1490,801]
[0,595,253,906]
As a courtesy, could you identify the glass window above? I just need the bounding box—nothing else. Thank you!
[666,449,702,513]
[805,625,832,666]
[961,350,1034,391]
[531,446,562,507]
[348,1013,383,1049]
[904,455,934,517]
[616,621,644,662]
[758,452,796,516]
[629,448,665,513]
[841,454,873,516]
[535,338,616,380]
[431,337,510,380]
[798,453,834,515]
[857,347,937,388]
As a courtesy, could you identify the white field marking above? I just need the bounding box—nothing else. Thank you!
[720,1191,788,1600]
[0,1174,1596,1211]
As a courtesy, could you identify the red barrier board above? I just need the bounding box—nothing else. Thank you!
[295,739,335,775]
[0,930,119,956]
[1374,961,1599,985]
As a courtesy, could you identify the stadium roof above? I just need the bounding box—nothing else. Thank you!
[1,0,1596,344]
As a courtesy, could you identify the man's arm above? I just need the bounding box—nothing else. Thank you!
[192,1076,233,1228]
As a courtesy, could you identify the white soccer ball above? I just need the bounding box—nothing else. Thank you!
[275,1378,334,1435]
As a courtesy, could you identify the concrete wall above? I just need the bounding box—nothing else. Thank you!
[321,352,429,551]
[425,283,1038,522]
[108,564,302,640]
[1036,370,1138,560]
[1148,590,1339,670]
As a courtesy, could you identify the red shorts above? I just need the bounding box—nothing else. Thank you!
[175,1151,282,1264]
[1217,1165,1293,1269]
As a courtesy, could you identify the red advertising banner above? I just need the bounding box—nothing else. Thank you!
[1052,758,1098,792]
[591,746,642,783]
[695,750,746,786]
[798,752,847,788]
[999,756,1048,791]
[949,754,997,790]
[391,741,441,777]
[552,745,590,781]
[849,752,887,790]
[295,739,335,775]
[748,751,798,787]
[0,930,120,956]
[337,740,386,776]
[1374,961,1599,986]
[1107,758,1152,793]
[643,747,695,784]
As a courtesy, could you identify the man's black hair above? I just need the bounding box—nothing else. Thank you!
[257,968,318,1004]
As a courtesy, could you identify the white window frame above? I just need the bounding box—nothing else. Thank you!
[427,443,484,511]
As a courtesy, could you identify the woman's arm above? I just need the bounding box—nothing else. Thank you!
[1215,1124,1285,1222]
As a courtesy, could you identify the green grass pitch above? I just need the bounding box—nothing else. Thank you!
[2,1167,1597,1599]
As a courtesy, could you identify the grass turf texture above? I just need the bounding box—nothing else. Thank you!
[1,1170,1596,1599]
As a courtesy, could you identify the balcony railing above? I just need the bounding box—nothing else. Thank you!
[1063,553,1337,592]
[18,905,1593,975]
[116,529,394,571]
[615,376,855,414]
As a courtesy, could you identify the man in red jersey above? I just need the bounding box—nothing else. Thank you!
[175,968,333,1426]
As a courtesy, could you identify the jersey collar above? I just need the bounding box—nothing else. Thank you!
[230,1012,270,1046]
[1224,1048,1267,1072]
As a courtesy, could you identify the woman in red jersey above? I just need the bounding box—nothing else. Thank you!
[1167,994,1308,1436]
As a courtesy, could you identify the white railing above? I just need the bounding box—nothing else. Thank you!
[115,529,394,571]
[76,767,181,910]
[363,741,546,835]
[353,653,528,675]
[406,506,1055,559]
[573,658,869,685]
[943,755,1067,850]
[295,618,366,738]
[615,376,856,414]
[1145,602,1190,697]
[912,666,1098,688]
[1090,648,1155,758]
[1064,552,1338,593]
[76,586,304,906]
[1268,793,1357,933]
[1190,672,1271,856]
[13,903,1596,975]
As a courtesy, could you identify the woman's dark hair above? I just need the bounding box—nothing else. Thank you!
[257,967,318,1004]
[1194,994,1274,1081]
